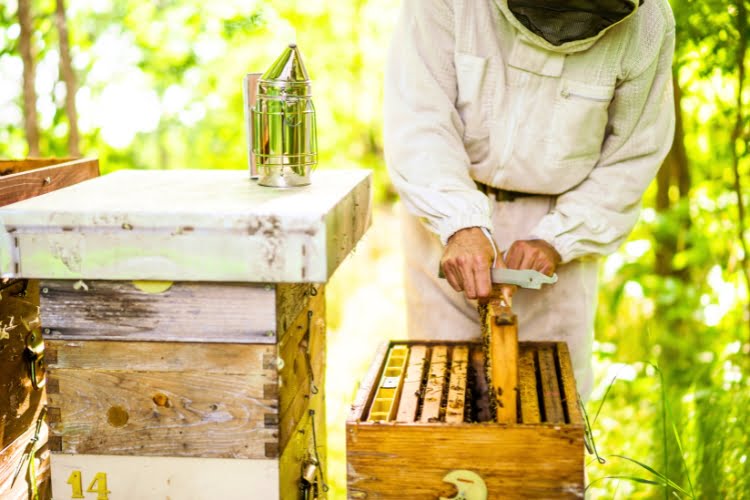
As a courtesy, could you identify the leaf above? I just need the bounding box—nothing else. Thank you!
[586,475,663,491]
[612,455,694,497]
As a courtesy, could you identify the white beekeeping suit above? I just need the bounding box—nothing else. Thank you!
[384,0,675,398]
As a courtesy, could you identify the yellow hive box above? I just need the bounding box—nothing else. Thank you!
[347,341,585,499]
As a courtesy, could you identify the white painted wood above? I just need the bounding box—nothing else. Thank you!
[51,454,279,500]
[0,169,372,282]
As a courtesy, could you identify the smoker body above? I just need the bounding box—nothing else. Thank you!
[247,44,318,187]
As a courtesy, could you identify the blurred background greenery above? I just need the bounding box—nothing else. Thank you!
[2,0,749,498]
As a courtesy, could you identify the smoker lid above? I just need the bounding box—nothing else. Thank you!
[260,43,310,85]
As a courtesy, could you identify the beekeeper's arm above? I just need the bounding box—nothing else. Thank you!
[384,0,501,299]
[526,28,676,264]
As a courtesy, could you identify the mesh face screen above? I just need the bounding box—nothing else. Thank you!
[507,0,638,46]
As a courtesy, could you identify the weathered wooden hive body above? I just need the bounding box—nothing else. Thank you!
[0,168,371,499]
[347,341,585,499]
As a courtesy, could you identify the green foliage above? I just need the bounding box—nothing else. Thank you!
[2,0,750,498]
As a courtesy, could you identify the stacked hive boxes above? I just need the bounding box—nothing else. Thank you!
[0,168,371,499]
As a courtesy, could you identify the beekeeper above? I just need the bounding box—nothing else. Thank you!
[384,0,675,398]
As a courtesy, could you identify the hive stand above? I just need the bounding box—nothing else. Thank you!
[0,168,371,499]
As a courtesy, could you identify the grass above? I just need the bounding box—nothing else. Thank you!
[585,358,750,499]
[584,364,696,499]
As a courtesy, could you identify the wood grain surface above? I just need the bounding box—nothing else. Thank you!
[0,158,98,207]
[396,345,427,423]
[347,340,585,499]
[557,342,584,425]
[0,280,50,499]
[518,347,541,424]
[40,280,276,343]
[324,169,372,279]
[46,340,275,374]
[445,346,468,423]
[46,341,277,459]
[538,345,565,424]
[348,342,389,422]
[276,283,313,339]
[0,281,44,449]
[0,158,74,174]
[347,423,584,499]
[488,303,518,424]
[0,420,50,500]
[419,346,447,423]
[278,287,326,454]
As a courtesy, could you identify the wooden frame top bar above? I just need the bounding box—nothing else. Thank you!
[348,340,584,428]
[0,169,372,283]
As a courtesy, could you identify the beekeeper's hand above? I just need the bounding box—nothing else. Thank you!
[505,239,561,277]
[440,227,509,301]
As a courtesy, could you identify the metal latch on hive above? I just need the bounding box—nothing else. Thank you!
[24,328,46,390]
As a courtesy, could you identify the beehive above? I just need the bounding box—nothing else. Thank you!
[0,168,372,499]
[347,341,585,499]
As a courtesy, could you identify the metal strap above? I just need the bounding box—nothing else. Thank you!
[302,308,328,493]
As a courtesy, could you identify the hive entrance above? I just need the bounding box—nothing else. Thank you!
[364,342,577,425]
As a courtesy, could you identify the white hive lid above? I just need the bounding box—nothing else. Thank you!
[0,169,372,283]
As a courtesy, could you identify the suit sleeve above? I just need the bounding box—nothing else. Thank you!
[384,0,493,245]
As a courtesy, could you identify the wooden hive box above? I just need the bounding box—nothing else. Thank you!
[42,282,328,499]
[347,341,585,500]
[0,168,372,499]
[0,157,100,500]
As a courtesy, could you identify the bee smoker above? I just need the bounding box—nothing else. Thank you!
[243,43,318,187]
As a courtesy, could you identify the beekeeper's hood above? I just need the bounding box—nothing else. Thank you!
[496,0,642,53]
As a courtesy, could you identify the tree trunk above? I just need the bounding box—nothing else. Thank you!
[655,75,690,277]
[17,0,40,157]
[54,0,80,157]
[671,77,690,199]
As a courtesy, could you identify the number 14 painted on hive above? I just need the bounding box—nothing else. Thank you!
[66,471,109,500]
